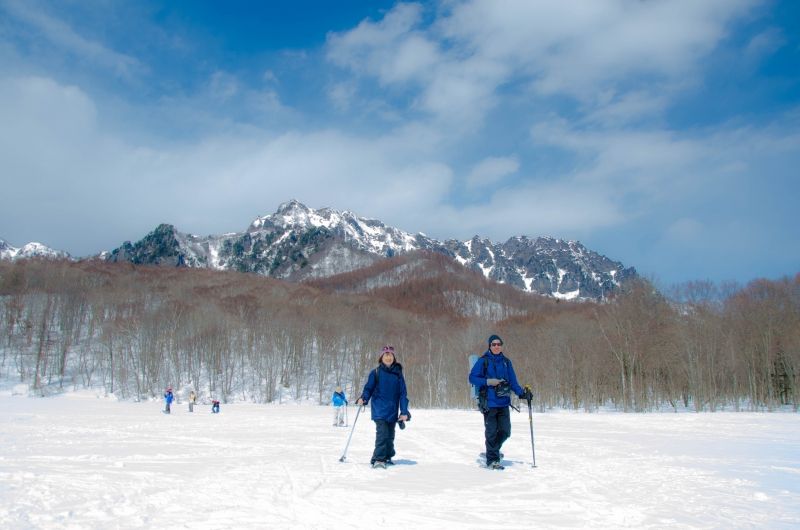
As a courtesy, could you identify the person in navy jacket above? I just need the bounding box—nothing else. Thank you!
[469,334,531,469]
[356,345,410,468]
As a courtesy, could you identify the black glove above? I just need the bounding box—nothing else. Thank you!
[520,387,533,402]
[398,412,410,429]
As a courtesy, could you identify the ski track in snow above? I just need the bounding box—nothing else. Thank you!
[1,391,799,529]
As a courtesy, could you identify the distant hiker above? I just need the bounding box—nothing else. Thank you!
[164,387,174,414]
[468,334,532,470]
[188,390,197,412]
[211,400,220,413]
[356,345,411,469]
[332,386,348,426]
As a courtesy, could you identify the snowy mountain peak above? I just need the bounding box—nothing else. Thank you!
[251,199,340,232]
[276,199,313,222]
[3,200,636,300]
[0,238,70,261]
[103,201,636,300]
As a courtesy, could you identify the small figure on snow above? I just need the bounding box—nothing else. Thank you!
[211,399,220,414]
[356,346,411,469]
[468,334,532,470]
[331,386,348,426]
[188,390,197,412]
[164,387,174,414]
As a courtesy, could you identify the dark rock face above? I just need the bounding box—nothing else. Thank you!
[108,224,185,267]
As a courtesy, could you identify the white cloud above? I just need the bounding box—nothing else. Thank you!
[326,3,438,85]
[0,76,102,194]
[665,218,704,243]
[440,0,759,99]
[327,81,357,111]
[584,90,671,127]
[326,0,762,130]
[1,0,143,79]
[0,74,453,253]
[262,70,279,85]
[465,156,519,190]
[744,27,786,64]
[3,70,797,256]
[326,3,500,128]
[530,118,708,197]
[420,177,625,242]
[208,71,240,102]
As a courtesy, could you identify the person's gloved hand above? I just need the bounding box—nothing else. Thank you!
[520,388,533,401]
[487,378,502,386]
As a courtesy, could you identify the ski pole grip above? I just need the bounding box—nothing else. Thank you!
[523,385,533,404]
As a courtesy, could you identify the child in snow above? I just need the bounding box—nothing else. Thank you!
[188,390,197,412]
[356,346,411,468]
[331,386,348,426]
[164,387,174,414]
[211,400,220,413]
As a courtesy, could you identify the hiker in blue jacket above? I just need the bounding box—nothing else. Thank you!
[469,334,532,470]
[164,387,174,414]
[331,386,348,426]
[356,345,411,468]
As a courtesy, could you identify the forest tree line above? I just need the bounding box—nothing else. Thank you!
[0,258,798,411]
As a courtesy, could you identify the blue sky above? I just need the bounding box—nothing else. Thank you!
[1,0,798,288]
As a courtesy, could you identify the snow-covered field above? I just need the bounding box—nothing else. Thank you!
[1,388,799,529]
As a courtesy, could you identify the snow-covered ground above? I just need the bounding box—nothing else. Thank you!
[1,388,799,529]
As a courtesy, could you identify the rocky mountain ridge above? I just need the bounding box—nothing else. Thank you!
[106,200,636,300]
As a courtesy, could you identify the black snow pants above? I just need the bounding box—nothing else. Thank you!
[483,406,511,463]
[371,419,397,464]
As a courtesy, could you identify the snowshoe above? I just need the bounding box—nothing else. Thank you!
[371,461,387,469]
[487,460,505,470]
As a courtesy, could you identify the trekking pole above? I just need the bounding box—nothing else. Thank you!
[524,385,536,468]
[339,405,363,462]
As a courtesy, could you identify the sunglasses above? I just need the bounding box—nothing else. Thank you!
[382,346,395,353]
[490,342,503,347]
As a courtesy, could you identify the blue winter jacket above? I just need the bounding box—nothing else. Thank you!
[360,362,410,422]
[332,391,348,407]
[468,351,524,408]
[164,391,174,404]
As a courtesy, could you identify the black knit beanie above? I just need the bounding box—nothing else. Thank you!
[488,334,503,346]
